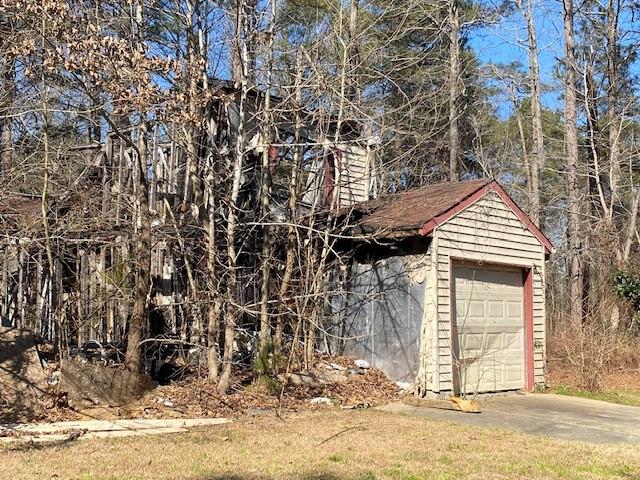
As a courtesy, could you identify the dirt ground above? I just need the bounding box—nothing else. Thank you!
[2,408,640,480]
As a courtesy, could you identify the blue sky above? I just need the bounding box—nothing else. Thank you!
[469,0,640,120]
[468,0,564,115]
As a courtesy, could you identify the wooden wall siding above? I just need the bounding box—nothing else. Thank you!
[430,192,546,393]
[0,236,187,345]
[0,125,207,345]
[416,236,439,396]
[336,144,372,206]
[302,143,375,209]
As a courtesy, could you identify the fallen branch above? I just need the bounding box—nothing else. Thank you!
[315,424,365,446]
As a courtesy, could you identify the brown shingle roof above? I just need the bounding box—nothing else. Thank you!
[353,178,492,233]
[347,178,553,253]
[0,196,42,218]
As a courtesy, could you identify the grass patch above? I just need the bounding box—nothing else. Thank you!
[533,458,639,479]
[551,385,640,407]
[2,410,640,479]
[357,473,376,480]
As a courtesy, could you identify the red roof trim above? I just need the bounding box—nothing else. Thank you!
[418,186,488,236]
[491,182,553,254]
[418,180,553,254]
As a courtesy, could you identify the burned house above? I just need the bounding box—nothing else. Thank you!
[331,179,552,396]
[0,82,378,369]
[0,77,551,397]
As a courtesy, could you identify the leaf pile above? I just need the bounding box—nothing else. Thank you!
[33,356,401,423]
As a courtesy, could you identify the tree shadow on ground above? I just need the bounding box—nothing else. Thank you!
[0,328,49,424]
[192,473,344,480]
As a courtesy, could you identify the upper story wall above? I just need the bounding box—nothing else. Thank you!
[301,142,378,210]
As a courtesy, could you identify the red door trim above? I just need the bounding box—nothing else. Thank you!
[523,268,535,391]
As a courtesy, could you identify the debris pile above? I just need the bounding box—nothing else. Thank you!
[118,356,400,419]
[2,351,401,424]
[288,357,401,407]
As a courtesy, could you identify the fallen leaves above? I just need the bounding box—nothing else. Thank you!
[36,355,401,423]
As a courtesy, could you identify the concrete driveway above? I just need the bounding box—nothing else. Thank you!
[380,393,640,444]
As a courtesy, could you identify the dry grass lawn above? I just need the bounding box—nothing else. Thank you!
[550,384,640,407]
[2,409,640,480]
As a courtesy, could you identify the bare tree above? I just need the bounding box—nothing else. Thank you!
[563,0,583,327]
[515,0,545,226]
[448,0,461,182]
[218,0,249,394]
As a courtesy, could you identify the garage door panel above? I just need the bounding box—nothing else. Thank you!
[485,332,502,351]
[504,332,523,351]
[453,266,525,394]
[456,299,485,321]
[505,363,525,384]
[506,301,523,319]
[461,332,483,351]
[461,357,525,391]
[488,301,504,318]
[458,329,522,354]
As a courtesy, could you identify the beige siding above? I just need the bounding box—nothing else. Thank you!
[415,238,439,395]
[423,191,546,393]
[336,144,371,206]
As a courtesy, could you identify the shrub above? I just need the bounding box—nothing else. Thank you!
[549,321,640,391]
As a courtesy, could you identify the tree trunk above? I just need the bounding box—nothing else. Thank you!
[563,0,582,328]
[0,57,14,175]
[347,0,360,104]
[448,0,460,182]
[218,0,248,394]
[207,297,222,381]
[606,0,620,221]
[205,139,221,382]
[125,122,152,372]
[583,51,609,219]
[184,0,207,344]
[258,0,276,356]
[513,99,532,197]
[524,0,544,226]
[275,51,303,358]
[604,0,624,330]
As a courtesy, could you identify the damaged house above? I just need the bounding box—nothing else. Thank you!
[0,81,378,374]
[0,79,551,398]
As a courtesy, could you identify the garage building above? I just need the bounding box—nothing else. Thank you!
[331,179,552,397]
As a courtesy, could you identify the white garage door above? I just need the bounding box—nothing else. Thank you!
[453,266,525,394]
